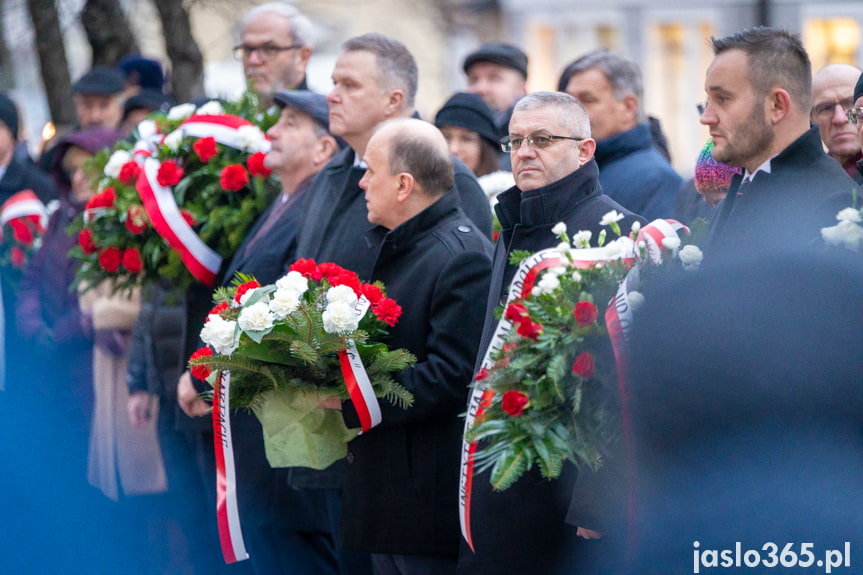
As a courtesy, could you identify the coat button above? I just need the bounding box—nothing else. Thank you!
[457,225,471,233]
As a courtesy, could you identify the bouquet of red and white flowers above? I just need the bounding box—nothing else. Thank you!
[463,214,701,490]
[69,92,281,293]
[0,190,49,283]
[189,258,416,469]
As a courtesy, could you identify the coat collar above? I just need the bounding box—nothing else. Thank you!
[494,159,602,230]
[594,123,652,167]
[367,190,460,254]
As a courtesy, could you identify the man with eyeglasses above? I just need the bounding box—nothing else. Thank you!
[234,2,313,103]
[457,91,643,575]
[701,27,858,257]
[811,63,863,183]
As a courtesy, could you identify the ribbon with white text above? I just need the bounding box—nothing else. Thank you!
[338,296,382,432]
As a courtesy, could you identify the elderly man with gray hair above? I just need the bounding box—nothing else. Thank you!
[559,50,681,221]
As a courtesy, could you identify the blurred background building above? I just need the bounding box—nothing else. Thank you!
[3,0,863,175]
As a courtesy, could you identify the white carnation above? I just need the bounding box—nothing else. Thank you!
[136,119,158,140]
[104,150,132,178]
[269,288,302,319]
[238,301,275,332]
[196,100,224,116]
[630,221,642,235]
[678,244,704,270]
[603,237,630,260]
[237,125,266,151]
[322,301,360,334]
[551,222,567,237]
[536,273,560,294]
[163,129,184,152]
[627,290,645,312]
[661,236,681,251]
[548,266,567,277]
[599,210,624,227]
[556,241,571,255]
[570,270,583,283]
[836,207,862,223]
[275,271,309,295]
[167,103,196,121]
[821,220,863,251]
[238,287,259,306]
[572,230,592,248]
[200,315,239,356]
[477,170,515,201]
[326,284,358,306]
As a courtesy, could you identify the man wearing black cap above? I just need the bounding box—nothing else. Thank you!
[176,91,344,575]
[463,42,528,136]
[72,67,126,130]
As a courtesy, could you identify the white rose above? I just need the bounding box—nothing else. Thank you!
[678,244,704,270]
[326,284,358,307]
[836,207,862,223]
[238,301,275,332]
[200,315,239,356]
[167,103,196,122]
[275,271,309,295]
[163,128,184,152]
[599,210,624,227]
[627,290,645,312]
[104,150,132,178]
[551,222,567,237]
[572,230,592,248]
[269,288,302,319]
[322,301,360,334]
[239,287,259,306]
[661,236,681,251]
[196,100,224,116]
[237,125,266,151]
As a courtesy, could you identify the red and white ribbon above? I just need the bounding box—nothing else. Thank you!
[137,157,221,285]
[339,296,382,432]
[213,371,249,564]
[0,189,46,230]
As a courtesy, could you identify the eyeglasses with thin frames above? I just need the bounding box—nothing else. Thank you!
[500,133,584,153]
[811,98,855,122]
[233,43,302,61]
[846,105,863,125]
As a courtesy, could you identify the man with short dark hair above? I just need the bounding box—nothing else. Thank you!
[234,2,313,103]
[701,27,858,256]
[560,50,681,220]
[331,117,492,574]
[811,63,862,182]
[457,91,643,575]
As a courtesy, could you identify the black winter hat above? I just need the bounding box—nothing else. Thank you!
[854,71,863,104]
[435,92,499,148]
[0,94,18,140]
[463,42,528,79]
[73,67,125,95]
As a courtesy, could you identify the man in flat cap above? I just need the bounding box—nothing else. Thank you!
[72,67,126,131]
[463,42,528,138]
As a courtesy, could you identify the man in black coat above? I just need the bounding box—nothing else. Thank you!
[176,91,343,575]
[457,91,644,575]
[701,27,859,259]
[325,118,492,573]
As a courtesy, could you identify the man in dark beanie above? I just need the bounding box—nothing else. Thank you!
[847,70,863,179]
[72,66,125,131]
[463,42,528,137]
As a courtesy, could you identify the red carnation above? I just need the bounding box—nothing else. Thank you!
[10,247,25,268]
[189,347,214,380]
[372,298,402,327]
[98,247,122,272]
[571,352,595,379]
[125,205,148,234]
[10,219,33,246]
[157,160,184,187]
[501,390,530,417]
[516,319,543,340]
[118,161,141,186]
[208,301,229,320]
[234,280,261,304]
[180,210,196,227]
[247,151,272,178]
[329,270,361,294]
[121,247,143,274]
[220,164,249,192]
[78,229,97,254]
[574,301,598,327]
[505,302,528,323]
[316,262,345,281]
[475,367,490,382]
[360,283,384,304]
[193,137,218,163]
[289,258,319,279]
[101,187,116,207]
